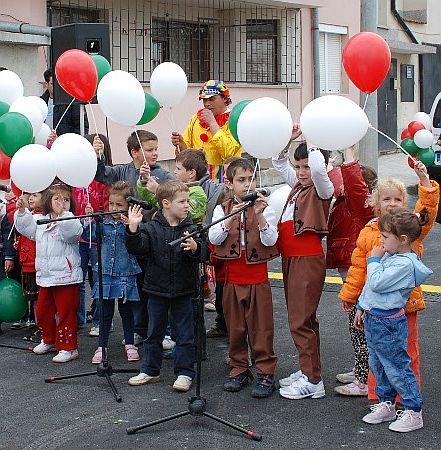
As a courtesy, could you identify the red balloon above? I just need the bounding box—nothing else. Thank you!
[407,154,417,169]
[342,32,391,94]
[400,129,411,140]
[55,49,98,102]
[0,150,11,179]
[11,180,22,197]
[407,121,425,138]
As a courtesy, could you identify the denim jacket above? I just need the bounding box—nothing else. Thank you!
[92,218,141,277]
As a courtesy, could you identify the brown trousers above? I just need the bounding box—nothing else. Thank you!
[223,282,277,377]
[282,255,325,383]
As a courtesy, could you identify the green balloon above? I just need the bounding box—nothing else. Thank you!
[0,112,33,157]
[0,101,9,118]
[228,100,251,144]
[0,278,27,322]
[91,54,111,85]
[137,93,161,125]
[400,138,419,155]
[417,147,435,167]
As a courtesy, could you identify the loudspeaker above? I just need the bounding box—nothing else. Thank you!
[51,23,110,104]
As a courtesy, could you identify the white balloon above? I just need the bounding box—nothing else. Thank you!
[51,133,97,187]
[413,112,432,130]
[0,70,24,105]
[28,96,48,122]
[414,129,434,149]
[9,97,44,137]
[10,144,56,192]
[97,70,145,126]
[150,62,188,108]
[237,97,293,159]
[300,95,369,151]
[34,123,51,146]
[268,185,292,222]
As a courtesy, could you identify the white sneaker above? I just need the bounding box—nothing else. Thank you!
[52,350,79,363]
[334,380,368,396]
[162,336,176,350]
[122,333,144,346]
[89,326,99,337]
[128,372,160,386]
[279,374,326,399]
[33,340,56,354]
[173,375,192,392]
[279,370,303,387]
[335,369,356,384]
[362,401,396,424]
[389,410,423,433]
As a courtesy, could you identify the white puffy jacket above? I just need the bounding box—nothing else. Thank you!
[15,209,83,287]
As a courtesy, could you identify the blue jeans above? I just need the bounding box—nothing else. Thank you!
[141,294,195,379]
[364,313,423,411]
[98,298,135,347]
[78,242,98,326]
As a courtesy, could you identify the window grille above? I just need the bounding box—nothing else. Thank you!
[47,0,300,85]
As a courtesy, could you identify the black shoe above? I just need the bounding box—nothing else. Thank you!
[206,324,228,338]
[223,371,250,392]
[251,374,275,398]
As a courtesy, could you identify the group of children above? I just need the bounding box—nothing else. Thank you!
[1,124,439,433]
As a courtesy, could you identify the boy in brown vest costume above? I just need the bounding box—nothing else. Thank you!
[272,138,334,400]
[209,158,279,398]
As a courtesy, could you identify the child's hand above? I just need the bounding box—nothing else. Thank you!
[353,309,364,331]
[139,161,151,181]
[48,130,57,144]
[84,202,94,215]
[52,194,65,217]
[341,301,353,313]
[253,193,268,215]
[16,195,26,213]
[181,231,197,253]
[146,177,159,194]
[93,135,104,157]
[224,201,245,230]
[127,205,143,232]
[413,160,431,188]
[371,245,385,258]
[4,259,14,273]
[291,122,302,141]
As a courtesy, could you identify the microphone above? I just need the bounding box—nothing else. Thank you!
[126,196,153,210]
[240,188,271,203]
[0,184,11,193]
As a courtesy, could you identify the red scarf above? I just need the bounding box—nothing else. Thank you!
[197,109,230,129]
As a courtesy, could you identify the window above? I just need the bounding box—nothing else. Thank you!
[246,20,279,84]
[319,31,342,94]
[48,4,104,27]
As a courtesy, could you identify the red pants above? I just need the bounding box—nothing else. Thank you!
[36,284,80,351]
[368,312,420,400]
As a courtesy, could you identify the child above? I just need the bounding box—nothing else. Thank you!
[354,208,432,432]
[88,181,141,364]
[126,180,200,392]
[16,192,44,333]
[209,158,279,398]
[272,141,334,400]
[15,182,83,363]
[339,161,439,400]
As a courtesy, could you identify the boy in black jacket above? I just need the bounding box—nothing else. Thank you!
[125,180,200,392]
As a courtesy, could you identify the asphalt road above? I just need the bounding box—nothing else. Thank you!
[1,202,439,450]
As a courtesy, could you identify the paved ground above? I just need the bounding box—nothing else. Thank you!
[1,195,440,450]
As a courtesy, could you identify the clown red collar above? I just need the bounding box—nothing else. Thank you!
[197,109,230,129]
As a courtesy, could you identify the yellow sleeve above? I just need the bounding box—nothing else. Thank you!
[182,115,198,149]
[413,180,440,244]
[210,126,242,161]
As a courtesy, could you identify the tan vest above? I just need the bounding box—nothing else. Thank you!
[212,199,279,264]
[283,183,331,236]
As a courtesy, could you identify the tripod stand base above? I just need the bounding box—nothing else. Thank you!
[126,396,262,441]
[0,343,33,352]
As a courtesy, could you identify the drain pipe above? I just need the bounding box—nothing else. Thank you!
[0,21,51,37]
[312,8,320,99]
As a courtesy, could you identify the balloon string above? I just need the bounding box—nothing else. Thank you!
[167,107,180,155]
[133,128,147,163]
[88,102,99,137]
[257,159,262,188]
[362,94,369,112]
[369,124,417,162]
[54,98,75,133]
[246,160,259,194]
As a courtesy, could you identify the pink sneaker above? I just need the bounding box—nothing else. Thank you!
[334,380,368,396]
[125,344,140,362]
[91,347,103,364]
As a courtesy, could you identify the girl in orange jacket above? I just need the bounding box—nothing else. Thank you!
[337,160,439,399]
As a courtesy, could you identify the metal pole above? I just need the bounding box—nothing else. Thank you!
[359,0,379,171]
[312,8,320,99]
[0,21,51,37]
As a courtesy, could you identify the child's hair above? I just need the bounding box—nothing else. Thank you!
[379,207,429,243]
[360,165,377,193]
[223,156,241,167]
[41,180,74,215]
[225,158,254,182]
[293,143,329,164]
[109,181,134,200]
[367,178,408,210]
[156,180,189,208]
[175,149,208,181]
[126,130,158,157]
[85,133,113,166]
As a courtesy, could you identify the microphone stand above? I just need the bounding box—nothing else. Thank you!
[126,200,263,442]
[38,210,138,402]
